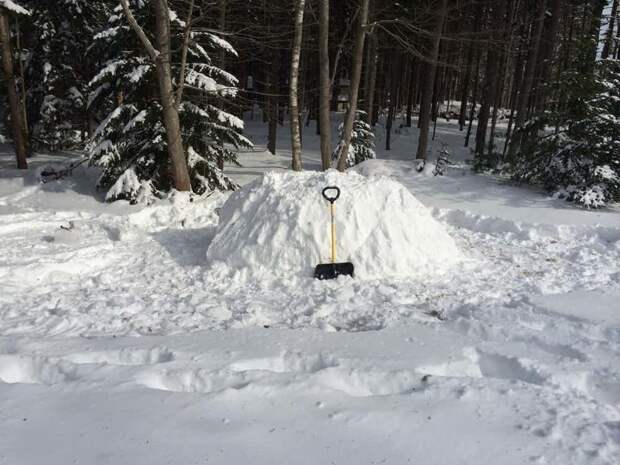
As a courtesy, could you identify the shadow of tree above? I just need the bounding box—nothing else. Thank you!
[151,226,218,267]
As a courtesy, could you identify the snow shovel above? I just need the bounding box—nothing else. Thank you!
[314,186,354,280]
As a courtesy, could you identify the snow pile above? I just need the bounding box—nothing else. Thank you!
[207,170,462,279]
[124,190,224,233]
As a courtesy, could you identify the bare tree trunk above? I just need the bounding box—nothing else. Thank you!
[120,0,191,191]
[289,0,306,171]
[0,9,27,169]
[14,16,28,149]
[507,0,546,162]
[457,44,473,131]
[336,0,370,171]
[415,0,448,163]
[267,46,280,154]
[534,0,563,112]
[318,0,332,170]
[385,53,399,151]
[465,52,481,148]
[587,0,606,67]
[365,31,378,126]
[217,0,226,170]
[153,0,191,191]
[405,60,416,127]
[474,0,507,159]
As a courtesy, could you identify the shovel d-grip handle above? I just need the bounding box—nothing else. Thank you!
[322,186,340,204]
[321,186,340,263]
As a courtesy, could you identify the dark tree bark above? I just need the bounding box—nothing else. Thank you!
[364,30,378,126]
[217,0,226,170]
[507,0,547,162]
[405,59,416,127]
[0,8,28,169]
[415,0,448,163]
[336,0,371,171]
[534,0,563,113]
[602,0,619,59]
[121,0,191,192]
[318,0,332,170]
[266,48,281,155]
[385,53,401,151]
[14,16,28,149]
[474,0,507,159]
[465,51,481,148]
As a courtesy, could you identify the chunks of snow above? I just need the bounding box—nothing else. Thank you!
[207,170,462,279]
[0,0,30,16]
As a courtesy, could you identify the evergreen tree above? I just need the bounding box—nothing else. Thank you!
[88,2,251,203]
[20,0,109,151]
[332,110,375,168]
[514,51,620,208]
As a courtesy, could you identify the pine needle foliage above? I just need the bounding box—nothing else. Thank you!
[332,110,375,168]
[88,3,252,203]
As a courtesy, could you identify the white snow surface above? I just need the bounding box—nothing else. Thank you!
[1,112,620,465]
[207,170,461,278]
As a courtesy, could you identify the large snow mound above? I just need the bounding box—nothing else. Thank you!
[207,170,462,279]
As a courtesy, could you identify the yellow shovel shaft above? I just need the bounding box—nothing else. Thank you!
[330,202,336,263]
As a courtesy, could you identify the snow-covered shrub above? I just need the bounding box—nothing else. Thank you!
[88,3,251,203]
[514,58,620,208]
[433,143,451,176]
[332,111,376,168]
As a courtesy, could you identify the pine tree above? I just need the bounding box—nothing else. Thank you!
[20,0,109,151]
[332,110,375,168]
[514,55,620,208]
[0,0,29,168]
[88,3,251,203]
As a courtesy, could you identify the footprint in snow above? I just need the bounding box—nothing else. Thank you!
[63,347,174,366]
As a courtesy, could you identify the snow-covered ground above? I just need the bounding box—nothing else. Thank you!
[0,117,619,465]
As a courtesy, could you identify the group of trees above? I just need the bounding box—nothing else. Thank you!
[1,0,619,206]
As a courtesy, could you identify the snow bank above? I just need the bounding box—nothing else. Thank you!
[207,170,461,279]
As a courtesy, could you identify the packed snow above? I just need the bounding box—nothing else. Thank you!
[0,116,619,465]
[207,170,461,279]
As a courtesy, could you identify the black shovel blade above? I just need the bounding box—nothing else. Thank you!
[314,262,355,280]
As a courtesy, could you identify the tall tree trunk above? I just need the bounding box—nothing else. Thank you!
[121,0,191,191]
[318,0,332,170]
[336,0,371,171]
[217,0,227,170]
[458,39,474,131]
[266,50,280,155]
[385,54,400,151]
[265,5,279,155]
[405,60,416,127]
[365,31,378,126]
[587,0,606,67]
[507,0,546,162]
[153,0,191,191]
[474,0,507,160]
[14,16,28,150]
[602,0,619,59]
[465,51,481,148]
[0,9,27,169]
[534,0,563,112]
[289,0,306,171]
[415,0,448,163]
